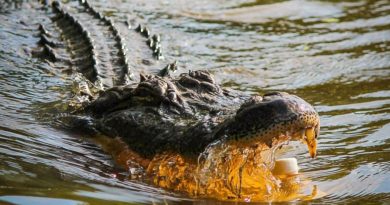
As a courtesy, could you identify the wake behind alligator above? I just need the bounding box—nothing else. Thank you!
[32,0,320,202]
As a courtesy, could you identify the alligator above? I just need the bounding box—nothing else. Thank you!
[31,0,320,201]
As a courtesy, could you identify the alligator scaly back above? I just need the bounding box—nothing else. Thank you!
[33,0,172,89]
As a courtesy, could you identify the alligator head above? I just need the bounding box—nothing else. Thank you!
[220,91,320,158]
[85,71,319,159]
[79,70,320,200]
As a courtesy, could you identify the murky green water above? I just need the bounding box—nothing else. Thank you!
[0,0,389,204]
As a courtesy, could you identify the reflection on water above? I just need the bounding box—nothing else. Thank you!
[0,0,389,204]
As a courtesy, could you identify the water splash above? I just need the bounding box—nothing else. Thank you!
[141,135,319,202]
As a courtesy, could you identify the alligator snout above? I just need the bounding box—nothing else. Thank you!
[222,92,320,158]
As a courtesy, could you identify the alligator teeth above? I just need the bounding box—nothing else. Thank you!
[300,127,317,158]
[305,126,316,139]
[303,127,317,158]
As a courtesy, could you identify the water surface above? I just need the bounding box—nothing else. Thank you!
[0,0,389,204]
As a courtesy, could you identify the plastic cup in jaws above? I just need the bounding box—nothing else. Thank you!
[272,158,299,176]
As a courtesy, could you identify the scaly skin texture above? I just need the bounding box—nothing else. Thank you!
[31,0,320,200]
[85,71,320,158]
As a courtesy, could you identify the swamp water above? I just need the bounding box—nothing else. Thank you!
[1,0,390,204]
